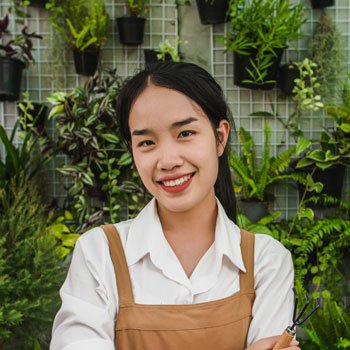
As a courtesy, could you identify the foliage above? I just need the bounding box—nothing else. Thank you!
[221,0,305,86]
[0,122,53,190]
[229,123,310,201]
[126,0,148,16]
[46,69,149,228]
[300,291,350,350]
[309,12,347,104]
[0,14,42,67]
[157,37,183,62]
[46,0,109,51]
[0,176,65,349]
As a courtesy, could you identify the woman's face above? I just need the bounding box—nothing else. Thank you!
[129,84,230,216]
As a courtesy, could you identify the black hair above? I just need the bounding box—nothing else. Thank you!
[115,61,237,223]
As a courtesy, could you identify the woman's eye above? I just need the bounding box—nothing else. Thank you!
[179,130,194,138]
[138,140,154,147]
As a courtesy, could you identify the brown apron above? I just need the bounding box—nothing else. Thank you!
[101,224,255,350]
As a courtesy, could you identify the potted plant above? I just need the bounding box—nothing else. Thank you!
[0,14,42,101]
[229,123,309,222]
[46,0,109,76]
[309,12,346,104]
[310,0,334,9]
[144,37,183,64]
[195,0,229,25]
[221,0,305,89]
[116,0,148,46]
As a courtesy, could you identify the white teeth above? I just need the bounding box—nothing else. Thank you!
[162,174,191,187]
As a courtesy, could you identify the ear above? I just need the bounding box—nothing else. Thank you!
[216,120,230,157]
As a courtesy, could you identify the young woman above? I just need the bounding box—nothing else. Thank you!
[50,62,299,350]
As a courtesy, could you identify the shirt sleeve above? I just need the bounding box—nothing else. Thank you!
[246,234,294,346]
[50,228,116,350]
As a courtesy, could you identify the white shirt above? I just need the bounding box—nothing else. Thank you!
[50,198,294,350]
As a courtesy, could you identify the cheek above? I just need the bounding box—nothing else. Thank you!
[132,152,154,184]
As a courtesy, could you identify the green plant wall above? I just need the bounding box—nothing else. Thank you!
[0,0,349,219]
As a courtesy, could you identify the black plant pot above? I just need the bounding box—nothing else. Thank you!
[116,17,146,46]
[310,0,334,9]
[195,0,229,25]
[29,0,48,7]
[297,165,346,204]
[73,48,100,76]
[239,200,270,223]
[18,103,48,133]
[279,63,300,95]
[233,48,284,90]
[0,57,25,102]
[144,49,172,64]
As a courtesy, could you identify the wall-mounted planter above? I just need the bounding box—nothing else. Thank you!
[144,49,172,64]
[310,0,334,9]
[116,17,146,46]
[297,165,346,204]
[73,48,100,76]
[233,48,284,90]
[279,63,300,95]
[0,56,25,102]
[195,0,229,25]
[239,200,270,223]
[29,0,48,7]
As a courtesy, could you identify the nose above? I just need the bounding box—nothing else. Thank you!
[156,142,184,171]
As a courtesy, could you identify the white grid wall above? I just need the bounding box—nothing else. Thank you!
[0,0,349,218]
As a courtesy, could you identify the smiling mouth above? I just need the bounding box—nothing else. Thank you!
[158,172,195,188]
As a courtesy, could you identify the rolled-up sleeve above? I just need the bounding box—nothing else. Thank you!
[247,235,295,345]
[50,229,116,350]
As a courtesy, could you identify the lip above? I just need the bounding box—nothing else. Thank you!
[158,172,195,194]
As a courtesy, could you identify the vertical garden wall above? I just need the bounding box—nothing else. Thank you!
[1,0,350,349]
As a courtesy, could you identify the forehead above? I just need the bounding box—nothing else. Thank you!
[129,85,208,129]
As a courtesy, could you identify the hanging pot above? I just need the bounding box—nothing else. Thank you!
[195,0,229,25]
[310,0,334,9]
[0,56,25,102]
[233,48,284,90]
[239,200,270,223]
[144,49,172,64]
[29,0,48,7]
[279,63,300,95]
[18,103,48,133]
[297,164,346,204]
[73,47,100,76]
[116,17,146,46]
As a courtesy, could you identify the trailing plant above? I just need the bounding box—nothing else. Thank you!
[229,123,310,202]
[0,14,42,67]
[157,37,183,62]
[0,175,65,349]
[309,12,347,104]
[46,0,109,51]
[221,0,305,86]
[46,69,149,227]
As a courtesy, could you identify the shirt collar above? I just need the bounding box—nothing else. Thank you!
[124,197,246,273]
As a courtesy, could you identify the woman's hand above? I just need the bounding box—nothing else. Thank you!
[247,336,300,350]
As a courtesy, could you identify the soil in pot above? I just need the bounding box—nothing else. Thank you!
[116,17,146,46]
[310,0,334,9]
[234,48,284,90]
[195,0,229,25]
[73,48,100,76]
[297,165,346,205]
[279,63,300,95]
[29,0,48,7]
[0,57,25,102]
[239,200,270,223]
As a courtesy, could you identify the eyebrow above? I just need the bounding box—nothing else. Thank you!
[131,117,199,136]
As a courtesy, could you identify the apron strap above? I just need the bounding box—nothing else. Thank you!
[239,229,255,293]
[101,224,134,305]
